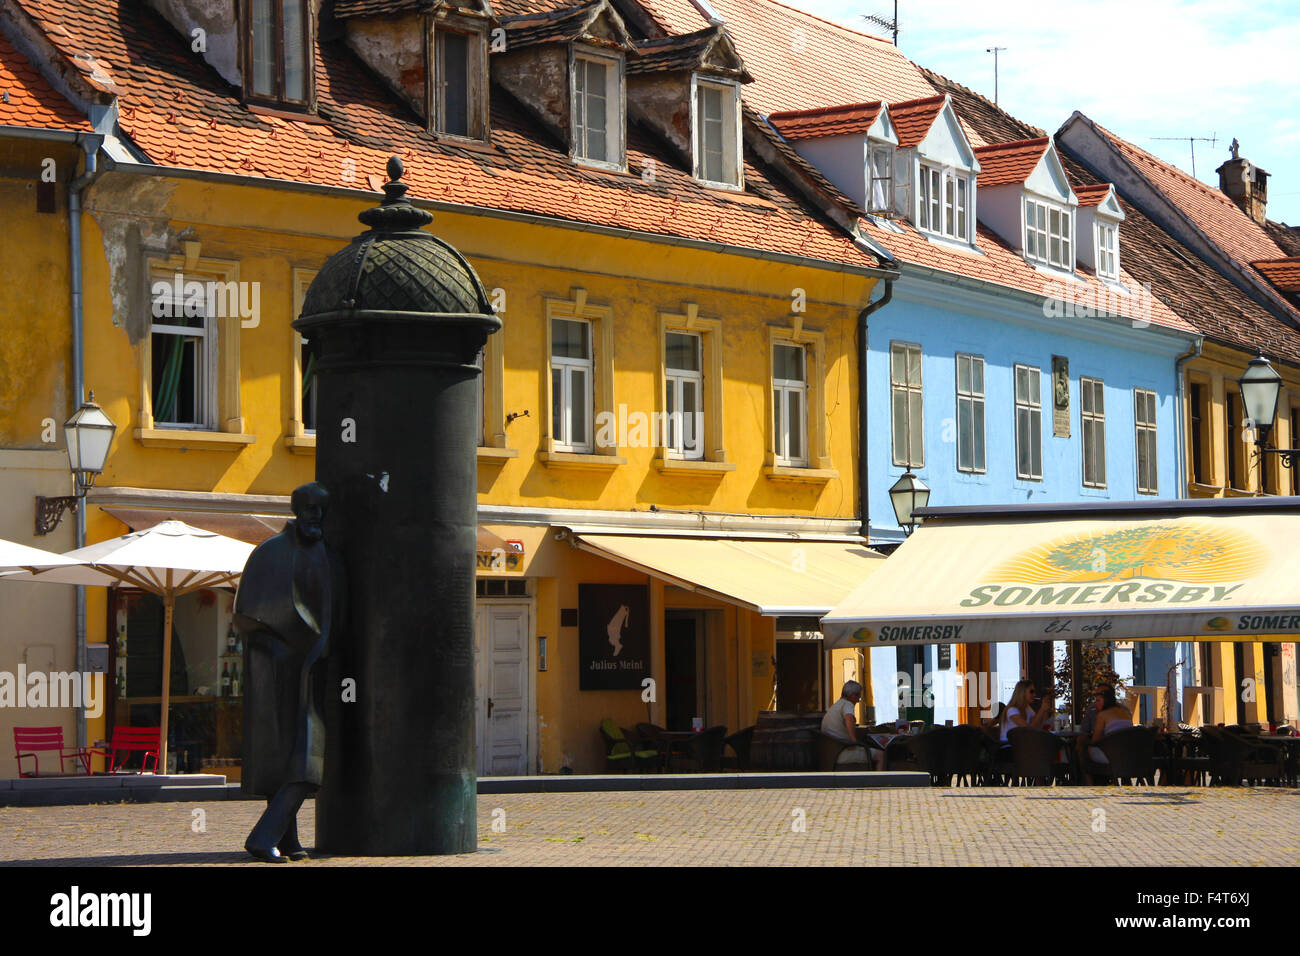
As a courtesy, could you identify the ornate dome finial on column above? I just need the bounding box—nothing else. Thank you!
[358,154,433,232]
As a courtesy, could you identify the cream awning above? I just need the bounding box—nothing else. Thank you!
[573,533,885,616]
[822,500,1300,648]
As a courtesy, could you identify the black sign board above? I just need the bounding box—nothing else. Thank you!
[579,584,650,690]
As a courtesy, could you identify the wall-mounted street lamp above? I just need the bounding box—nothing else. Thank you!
[1237,353,1300,468]
[888,470,930,536]
[35,392,116,535]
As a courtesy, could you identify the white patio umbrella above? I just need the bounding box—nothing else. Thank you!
[0,537,92,572]
[6,521,255,772]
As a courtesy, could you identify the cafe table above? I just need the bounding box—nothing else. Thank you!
[655,730,702,772]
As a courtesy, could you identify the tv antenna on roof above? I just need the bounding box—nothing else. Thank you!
[1149,134,1217,178]
[862,0,898,46]
[985,46,1006,104]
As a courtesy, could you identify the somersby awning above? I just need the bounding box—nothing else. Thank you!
[572,533,886,616]
[821,498,1300,649]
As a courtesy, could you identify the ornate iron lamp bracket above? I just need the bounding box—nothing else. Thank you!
[35,495,79,536]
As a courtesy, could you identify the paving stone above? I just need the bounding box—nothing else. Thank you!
[1,786,1298,866]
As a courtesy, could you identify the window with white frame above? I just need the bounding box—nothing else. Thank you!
[890,342,924,467]
[1081,376,1106,487]
[772,343,808,466]
[1025,198,1073,269]
[1134,388,1157,495]
[573,53,622,166]
[665,331,703,459]
[917,164,968,241]
[955,352,985,473]
[1096,221,1119,279]
[694,79,739,187]
[149,268,217,429]
[301,334,317,433]
[869,145,893,215]
[1014,364,1042,480]
[551,318,593,452]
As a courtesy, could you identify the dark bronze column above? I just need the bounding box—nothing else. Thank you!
[295,157,499,855]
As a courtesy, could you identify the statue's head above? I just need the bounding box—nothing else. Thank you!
[291,482,329,542]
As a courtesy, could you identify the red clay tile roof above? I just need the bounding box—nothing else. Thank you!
[490,0,586,18]
[12,0,879,272]
[1253,258,1300,293]
[332,0,435,17]
[0,31,90,131]
[654,0,940,116]
[626,25,750,79]
[500,2,631,49]
[971,137,1048,187]
[887,95,946,149]
[766,102,882,140]
[1073,183,1114,207]
[1088,120,1287,267]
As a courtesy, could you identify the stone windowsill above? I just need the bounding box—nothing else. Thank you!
[284,432,316,455]
[537,450,627,471]
[653,456,736,475]
[135,428,256,451]
[1187,482,1223,498]
[763,464,838,484]
[478,446,520,463]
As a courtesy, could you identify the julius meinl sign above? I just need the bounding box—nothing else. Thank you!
[579,583,650,690]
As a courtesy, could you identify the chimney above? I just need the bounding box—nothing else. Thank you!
[1217,138,1269,225]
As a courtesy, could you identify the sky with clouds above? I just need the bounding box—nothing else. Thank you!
[796,0,1300,226]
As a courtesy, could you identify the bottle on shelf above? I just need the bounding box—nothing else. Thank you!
[231,662,241,698]
[221,661,231,698]
[226,625,237,655]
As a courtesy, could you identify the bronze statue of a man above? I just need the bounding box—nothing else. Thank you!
[233,482,344,862]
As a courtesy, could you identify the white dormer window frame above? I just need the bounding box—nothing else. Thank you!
[571,46,626,171]
[868,143,894,216]
[1095,219,1120,280]
[916,162,970,243]
[1024,196,1074,271]
[691,75,742,189]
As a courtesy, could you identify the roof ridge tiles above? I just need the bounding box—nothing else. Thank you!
[747,0,898,44]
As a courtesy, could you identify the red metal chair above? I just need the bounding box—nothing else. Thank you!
[90,726,162,774]
[13,726,93,777]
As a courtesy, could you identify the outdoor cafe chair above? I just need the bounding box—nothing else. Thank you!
[1006,727,1070,786]
[1199,726,1283,786]
[599,719,659,773]
[13,726,93,777]
[723,725,755,771]
[1087,726,1157,786]
[905,726,955,785]
[89,726,162,775]
[949,724,993,787]
[673,725,727,773]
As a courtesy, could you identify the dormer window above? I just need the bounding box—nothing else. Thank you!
[918,163,969,241]
[1024,198,1072,270]
[572,50,624,168]
[869,145,893,214]
[693,77,741,188]
[244,0,312,106]
[1096,222,1119,279]
[431,21,488,140]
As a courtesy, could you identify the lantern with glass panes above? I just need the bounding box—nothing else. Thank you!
[35,393,117,535]
[1237,353,1300,469]
[888,470,930,536]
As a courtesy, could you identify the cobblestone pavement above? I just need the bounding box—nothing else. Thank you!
[2,787,1299,866]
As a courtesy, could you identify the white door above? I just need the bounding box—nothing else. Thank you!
[475,602,530,776]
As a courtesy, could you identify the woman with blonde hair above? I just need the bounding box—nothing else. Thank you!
[999,679,1054,743]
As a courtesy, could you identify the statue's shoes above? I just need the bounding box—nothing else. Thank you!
[279,845,310,861]
[245,839,286,863]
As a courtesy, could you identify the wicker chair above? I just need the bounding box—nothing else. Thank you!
[905,727,955,785]
[674,725,727,772]
[1200,726,1284,786]
[1089,726,1157,786]
[723,725,755,771]
[1007,727,1069,786]
[950,724,993,786]
[599,719,659,773]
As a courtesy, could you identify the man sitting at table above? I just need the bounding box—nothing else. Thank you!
[821,681,881,770]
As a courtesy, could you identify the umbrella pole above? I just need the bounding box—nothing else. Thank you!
[159,591,174,775]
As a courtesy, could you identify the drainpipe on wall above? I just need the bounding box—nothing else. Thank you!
[69,134,103,750]
[857,278,895,541]
[1173,335,1202,698]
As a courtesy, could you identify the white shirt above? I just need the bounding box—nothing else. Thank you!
[1000,705,1035,743]
[821,698,857,742]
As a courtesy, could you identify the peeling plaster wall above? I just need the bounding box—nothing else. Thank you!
[628,73,691,169]
[145,0,241,88]
[345,13,427,117]
[493,46,569,145]
[84,176,177,344]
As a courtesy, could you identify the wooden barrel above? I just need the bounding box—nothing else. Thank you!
[751,713,821,770]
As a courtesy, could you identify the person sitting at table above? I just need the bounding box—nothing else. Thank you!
[1086,684,1133,766]
[820,681,881,770]
[999,679,1054,744]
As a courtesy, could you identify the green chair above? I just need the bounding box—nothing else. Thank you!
[599,719,659,773]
